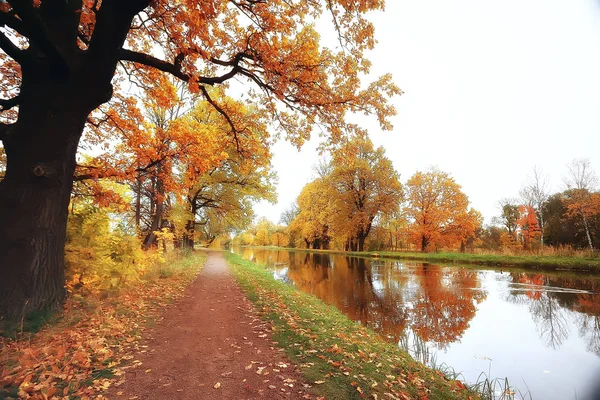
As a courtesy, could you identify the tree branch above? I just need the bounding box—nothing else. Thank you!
[0,10,29,38]
[0,30,26,63]
[0,95,19,111]
[199,86,241,153]
[119,49,244,86]
[5,0,68,69]
[119,49,188,81]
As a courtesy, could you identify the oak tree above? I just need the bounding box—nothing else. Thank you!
[405,168,479,252]
[329,136,402,251]
[0,0,399,318]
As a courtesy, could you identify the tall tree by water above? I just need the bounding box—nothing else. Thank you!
[405,168,480,252]
[290,178,334,249]
[564,159,599,251]
[328,137,403,251]
[520,166,550,247]
[0,0,400,318]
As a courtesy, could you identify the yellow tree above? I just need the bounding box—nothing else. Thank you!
[329,137,402,251]
[0,0,400,317]
[254,218,275,247]
[80,82,230,250]
[405,168,480,252]
[290,178,334,249]
[180,98,276,248]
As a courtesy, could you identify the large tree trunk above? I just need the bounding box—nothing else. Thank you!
[142,174,165,250]
[358,235,366,252]
[183,201,198,249]
[0,87,94,319]
[421,235,428,252]
[0,0,150,320]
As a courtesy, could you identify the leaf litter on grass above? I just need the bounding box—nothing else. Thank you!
[0,256,203,400]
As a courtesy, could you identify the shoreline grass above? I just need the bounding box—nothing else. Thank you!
[226,252,480,400]
[242,246,600,273]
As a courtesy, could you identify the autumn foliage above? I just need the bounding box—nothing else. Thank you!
[405,169,482,252]
[0,0,400,318]
[288,137,403,251]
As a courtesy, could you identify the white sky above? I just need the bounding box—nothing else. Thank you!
[254,0,600,225]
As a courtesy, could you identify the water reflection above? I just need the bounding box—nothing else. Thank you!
[234,247,600,399]
[409,265,486,348]
[240,248,600,354]
[242,248,489,348]
[507,272,600,355]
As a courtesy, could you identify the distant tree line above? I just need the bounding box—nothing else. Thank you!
[235,151,600,254]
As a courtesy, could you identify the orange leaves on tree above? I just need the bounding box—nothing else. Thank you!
[405,168,481,252]
[517,205,542,250]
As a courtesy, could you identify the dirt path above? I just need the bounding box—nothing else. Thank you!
[106,251,311,399]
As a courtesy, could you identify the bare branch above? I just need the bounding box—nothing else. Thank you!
[119,49,188,81]
[119,49,245,86]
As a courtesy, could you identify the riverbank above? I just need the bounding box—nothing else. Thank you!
[247,246,600,272]
[226,252,477,400]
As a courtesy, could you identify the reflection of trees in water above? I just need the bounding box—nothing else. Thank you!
[237,248,600,358]
[575,294,600,356]
[410,266,486,350]
[531,293,569,349]
[286,256,411,341]
[281,254,486,349]
[398,327,432,366]
[234,249,489,350]
[508,273,600,352]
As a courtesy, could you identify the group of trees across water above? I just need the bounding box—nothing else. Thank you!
[236,158,600,254]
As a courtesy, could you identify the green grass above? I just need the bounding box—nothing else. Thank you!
[245,246,600,272]
[0,305,62,340]
[226,252,478,400]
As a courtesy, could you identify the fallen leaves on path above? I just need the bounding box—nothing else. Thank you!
[0,258,203,399]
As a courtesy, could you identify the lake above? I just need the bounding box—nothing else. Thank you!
[231,247,600,400]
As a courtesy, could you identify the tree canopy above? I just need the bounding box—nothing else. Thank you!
[405,168,481,252]
[0,0,400,318]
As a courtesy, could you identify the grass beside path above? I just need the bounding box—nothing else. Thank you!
[254,246,600,272]
[226,253,477,400]
[0,252,205,400]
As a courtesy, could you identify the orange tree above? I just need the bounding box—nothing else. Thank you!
[405,168,481,252]
[0,0,400,318]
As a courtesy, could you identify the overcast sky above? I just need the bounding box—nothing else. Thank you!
[254,0,600,225]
